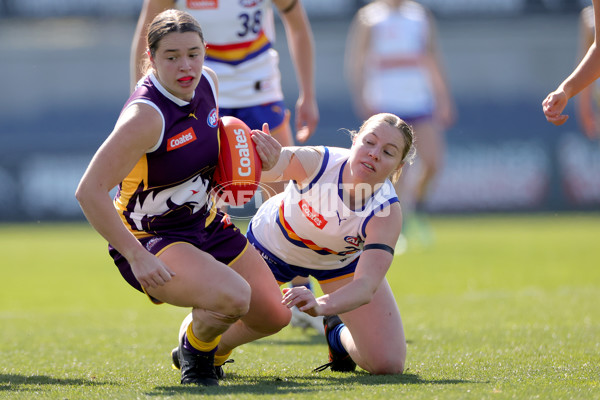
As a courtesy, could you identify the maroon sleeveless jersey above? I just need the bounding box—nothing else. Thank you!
[114,71,220,235]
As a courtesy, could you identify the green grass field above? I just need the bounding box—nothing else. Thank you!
[1,214,599,399]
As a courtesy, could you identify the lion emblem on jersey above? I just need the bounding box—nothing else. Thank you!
[129,173,211,231]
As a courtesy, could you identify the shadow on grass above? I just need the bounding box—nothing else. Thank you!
[147,372,479,396]
[260,335,415,347]
[259,334,325,347]
[0,373,110,392]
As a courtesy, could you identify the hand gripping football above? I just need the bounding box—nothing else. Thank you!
[213,116,262,206]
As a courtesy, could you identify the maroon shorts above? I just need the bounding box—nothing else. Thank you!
[108,211,248,300]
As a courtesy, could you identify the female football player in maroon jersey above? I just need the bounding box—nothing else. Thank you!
[76,9,289,387]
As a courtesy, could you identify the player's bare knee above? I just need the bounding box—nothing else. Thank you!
[244,303,291,335]
[280,307,292,327]
[367,363,404,375]
[195,279,250,317]
[365,357,405,375]
[263,307,292,334]
[220,280,252,317]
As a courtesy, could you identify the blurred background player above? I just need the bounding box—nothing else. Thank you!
[345,0,455,251]
[543,0,600,130]
[575,4,600,140]
[76,9,290,386]
[131,0,323,334]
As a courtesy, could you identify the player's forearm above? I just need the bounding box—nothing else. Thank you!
[317,279,376,316]
[130,0,175,91]
[130,30,147,91]
[130,2,154,91]
[560,43,600,99]
[282,9,316,100]
[291,39,316,101]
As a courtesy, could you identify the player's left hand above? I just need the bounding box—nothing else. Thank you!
[251,123,282,171]
[282,286,321,317]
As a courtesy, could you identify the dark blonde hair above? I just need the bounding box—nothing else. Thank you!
[350,113,416,183]
[143,9,205,73]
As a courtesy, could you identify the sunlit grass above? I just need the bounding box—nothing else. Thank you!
[1,214,598,399]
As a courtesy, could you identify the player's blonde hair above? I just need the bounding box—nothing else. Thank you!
[348,113,416,183]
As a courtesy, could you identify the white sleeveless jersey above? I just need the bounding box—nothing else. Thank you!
[360,0,434,118]
[249,146,399,270]
[174,0,283,107]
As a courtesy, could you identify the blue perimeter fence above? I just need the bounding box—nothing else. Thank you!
[0,0,599,221]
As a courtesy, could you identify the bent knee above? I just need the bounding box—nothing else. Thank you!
[215,280,252,317]
[268,307,292,333]
[365,358,405,375]
[247,306,291,336]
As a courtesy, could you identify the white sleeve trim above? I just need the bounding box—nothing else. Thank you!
[124,99,165,153]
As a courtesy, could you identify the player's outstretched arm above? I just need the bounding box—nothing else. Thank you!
[543,0,600,126]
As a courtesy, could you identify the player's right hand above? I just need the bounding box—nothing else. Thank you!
[542,90,569,126]
[130,252,176,289]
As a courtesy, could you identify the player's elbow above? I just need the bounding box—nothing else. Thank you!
[74,181,86,206]
[353,279,378,307]
[74,179,97,212]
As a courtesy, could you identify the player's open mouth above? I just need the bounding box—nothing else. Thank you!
[362,162,375,172]
[178,76,194,83]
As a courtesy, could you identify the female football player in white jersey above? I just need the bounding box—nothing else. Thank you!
[345,0,455,249]
[247,113,415,374]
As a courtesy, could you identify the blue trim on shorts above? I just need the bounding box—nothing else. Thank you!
[219,101,286,131]
[247,222,358,284]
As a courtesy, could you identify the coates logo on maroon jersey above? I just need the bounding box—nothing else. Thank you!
[239,0,262,8]
[207,108,218,128]
[167,127,197,151]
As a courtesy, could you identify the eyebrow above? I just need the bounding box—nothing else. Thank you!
[163,46,202,53]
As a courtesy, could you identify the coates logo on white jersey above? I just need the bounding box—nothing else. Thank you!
[207,108,218,128]
[298,199,328,229]
[239,0,263,8]
[186,0,218,10]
